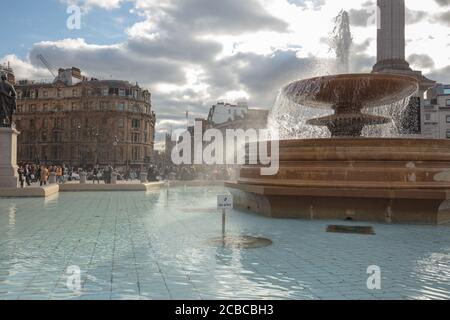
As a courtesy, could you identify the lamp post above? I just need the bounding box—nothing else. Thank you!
[113,135,119,169]
[92,127,100,166]
[76,122,82,168]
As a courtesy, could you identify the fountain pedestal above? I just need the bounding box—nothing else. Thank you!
[0,127,19,189]
[227,138,450,225]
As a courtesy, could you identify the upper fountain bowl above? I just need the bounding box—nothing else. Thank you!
[282,73,419,110]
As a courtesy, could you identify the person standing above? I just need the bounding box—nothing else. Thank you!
[40,165,49,186]
[17,166,24,188]
[93,167,100,184]
[24,164,31,186]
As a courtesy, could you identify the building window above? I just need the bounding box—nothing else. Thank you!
[425,113,431,121]
[72,89,78,97]
[117,102,125,111]
[72,102,78,111]
[102,88,108,96]
[132,119,140,129]
[446,131,450,139]
[118,118,124,128]
[43,90,48,98]
[119,89,126,97]
[30,104,36,112]
[132,133,140,143]
[57,89,62,98]
[447,99,450,107]
[43,119,48,128]
[55,118,63,129]
[43,104,48,112]
[444,89,450,95]
[17,105,22,113]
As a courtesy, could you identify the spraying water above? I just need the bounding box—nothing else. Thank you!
[331,10,352,74]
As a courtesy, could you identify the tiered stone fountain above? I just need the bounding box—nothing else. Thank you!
[226,73,450,224]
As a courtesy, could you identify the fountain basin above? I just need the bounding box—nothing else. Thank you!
[226,138,450,224]
[282,73,418,137]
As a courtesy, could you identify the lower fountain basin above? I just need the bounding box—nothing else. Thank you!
[226,138,450,224]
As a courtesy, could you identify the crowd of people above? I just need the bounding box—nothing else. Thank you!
[16,163,234,188]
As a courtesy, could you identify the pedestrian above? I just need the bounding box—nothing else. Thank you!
[18,166,24,188]
[40,165,49,186]
[93,167,100,184]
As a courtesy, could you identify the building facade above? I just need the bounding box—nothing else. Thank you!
[14,67,156,169]
[421,84,450,139]
[0,62,15,84]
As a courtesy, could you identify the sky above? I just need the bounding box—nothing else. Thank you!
[1,0,449,145]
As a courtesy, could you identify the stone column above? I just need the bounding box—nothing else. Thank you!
[140,172,148,183]
[80,172,87,184]
[111,172,118,184]
[0,127,20,188]
[49,172,57,184]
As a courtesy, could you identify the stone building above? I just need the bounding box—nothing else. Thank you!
[206,101,269,132]
[421,84,450,139]
[0,62,15,84]
[14,67,156,169]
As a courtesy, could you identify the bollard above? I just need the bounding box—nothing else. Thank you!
[49,172,57,184]
[140,172,148,183]
[80,172,87,184]
[111,172,118,185]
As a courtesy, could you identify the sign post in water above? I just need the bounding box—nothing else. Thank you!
[217,194,233,246]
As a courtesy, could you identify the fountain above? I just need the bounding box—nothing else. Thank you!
[226,73,450,225]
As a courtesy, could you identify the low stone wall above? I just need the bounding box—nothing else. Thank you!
[59,182,164,192]
[0,185,59,198]
[168,180,225,187]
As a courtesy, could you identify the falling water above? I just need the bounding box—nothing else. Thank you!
[268,91,332,140]
[362,94,416,137]
[268,77,417,140]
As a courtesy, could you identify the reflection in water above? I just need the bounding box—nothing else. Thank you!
[410,253,450,300]
[8,205,16,232]
[0,187,449,300]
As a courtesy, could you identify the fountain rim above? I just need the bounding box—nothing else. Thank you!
[281,73,420,110]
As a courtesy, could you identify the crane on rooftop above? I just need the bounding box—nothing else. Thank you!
[36,54,57,78]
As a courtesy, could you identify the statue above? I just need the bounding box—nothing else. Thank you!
[0,72,17,127]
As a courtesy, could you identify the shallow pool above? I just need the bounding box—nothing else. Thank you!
[0,186,449,300]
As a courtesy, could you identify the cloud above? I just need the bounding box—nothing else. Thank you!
[433,10,450,26]
[427,65,450,84]
[434,0,450,7]
[29,38,186,85]
[165,0,289,35]
[405,9,428,24]
[287,0,326,10]
[348,8,373,27]
[407,53,436,69]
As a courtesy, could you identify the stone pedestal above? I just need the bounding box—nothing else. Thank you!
[80,172,87,184]
[111,172,118,184]
[140,173,148,183]
[0,127,20,188]
[49,172,57,184]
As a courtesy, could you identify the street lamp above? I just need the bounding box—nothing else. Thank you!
[76,122,82,168]
[113,135,119,168]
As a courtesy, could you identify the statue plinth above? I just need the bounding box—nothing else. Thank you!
[0,127,20,188]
